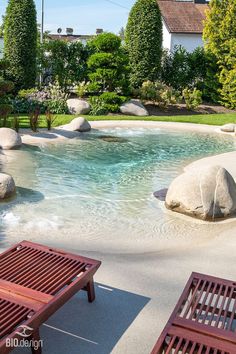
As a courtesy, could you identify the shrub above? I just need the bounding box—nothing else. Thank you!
[11,97,41,114]
[89,97,108,116]
[139,81,181,107]
[39,40,89,89]
[4,0,37,90]
[100,92,127,112]
[14,82,69,114]
[87,33,129,94]
[182,88,202,110]
[45,110,56,131]
[12,115,20,132]
[0,78,14,96]
[126,0,162,88]
[219,68,236,109]
[76,81,90,98]
[0,60,14,127]
[91,33,121,53]
[203,52,220,103]
[46,99,68,114]
[29,108,40,132]
[18,88,38,99]
[0,103,12,127]
[139,81,158,102]
[161,46,208,91]
[44,82,69,114]
[89,92,127,115]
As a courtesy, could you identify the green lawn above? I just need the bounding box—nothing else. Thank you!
[12,112,236,129]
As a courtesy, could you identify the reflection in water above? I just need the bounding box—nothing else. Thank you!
[0,128,235,251]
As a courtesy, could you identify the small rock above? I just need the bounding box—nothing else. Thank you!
[165,165,236,221]
[0,173,16,200]
[67,99,91,115]
[220,124,235,133]
[59,117,91,132]
[153,188,168,201]
[0,128,22,150]
[98,135,128,143]
[120,100,149,116]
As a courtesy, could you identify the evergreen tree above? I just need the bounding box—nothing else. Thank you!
[87,32,129,94]
[4,0,37,90]
[0,17,4,37]
[126,0,163,88]
[203,0,236,108]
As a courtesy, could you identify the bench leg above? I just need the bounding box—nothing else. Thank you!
[30,329,42,354]
[86,279,95,303]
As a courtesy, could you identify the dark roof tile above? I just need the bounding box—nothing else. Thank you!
[157,1,208,33]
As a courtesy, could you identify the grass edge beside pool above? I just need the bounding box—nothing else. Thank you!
[12,112,236,129]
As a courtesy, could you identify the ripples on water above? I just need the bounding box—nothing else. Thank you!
[0,128,235,250]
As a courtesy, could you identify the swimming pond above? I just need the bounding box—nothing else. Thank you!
[1,128,235,252]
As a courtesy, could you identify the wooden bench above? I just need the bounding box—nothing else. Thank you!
[0,240,101,353]
[151,272,236,353]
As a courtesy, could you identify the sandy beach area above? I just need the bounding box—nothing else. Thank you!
[21,120,221,146]
[1,120,236,354]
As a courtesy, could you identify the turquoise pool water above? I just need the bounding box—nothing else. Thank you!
[1,128,236,251]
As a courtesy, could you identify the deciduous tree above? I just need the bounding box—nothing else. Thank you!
[203,0,236,108]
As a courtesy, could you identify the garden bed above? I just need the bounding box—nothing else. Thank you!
[145,102,235,116]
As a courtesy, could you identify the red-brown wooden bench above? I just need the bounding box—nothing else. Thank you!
[151,272,236,353]
[0,240,101,354]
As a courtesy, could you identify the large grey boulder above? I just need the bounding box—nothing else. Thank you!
[165,165,236,221]
[59,117,91,132]
[220,124,235,133]
[0,128,22,150]
[67,99,91,115]
[0,173,16,200]
[120,99,149,116]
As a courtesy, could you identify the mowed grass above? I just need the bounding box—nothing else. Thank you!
[12,112,236,129]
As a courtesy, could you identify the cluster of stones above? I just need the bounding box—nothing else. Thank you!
[0,128,22,200]
[155,165,236,221]
[67,98,149,117]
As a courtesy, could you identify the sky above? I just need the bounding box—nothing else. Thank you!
[0,0,136,35]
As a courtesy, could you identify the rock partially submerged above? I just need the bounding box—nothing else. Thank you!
[0,173,16,200]
[0,128,22,150]
[165,165,236,221]
[67,99,91,115]
[153,188,168,201]
[220,124,235,133]
[98,135,128,143]
[120,99,149,116]
[59,117,91,132]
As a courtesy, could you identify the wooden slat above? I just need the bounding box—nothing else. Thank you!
[0,298,32,339]
[0,240,101,354]
[0,243,89,295]
[151,324,236,354]
[151,272,236,354]
[0,279,53,305]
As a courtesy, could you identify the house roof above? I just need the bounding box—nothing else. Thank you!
[157,1,208,34]
[48,34,94,42]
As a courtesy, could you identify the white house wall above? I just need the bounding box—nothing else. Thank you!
[170,33,204,52]
[162,20,172,51]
